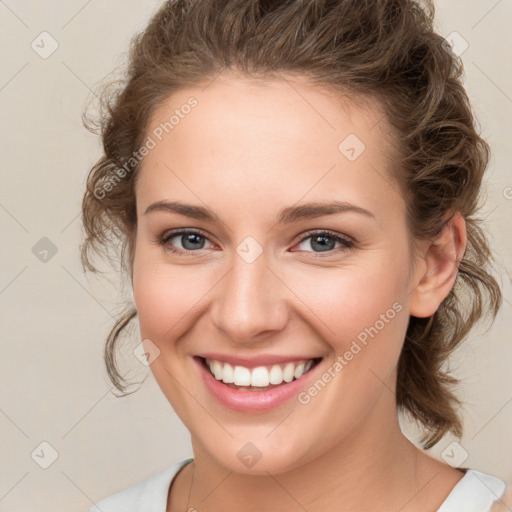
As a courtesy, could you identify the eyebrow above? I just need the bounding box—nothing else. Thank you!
[144,200,375,223]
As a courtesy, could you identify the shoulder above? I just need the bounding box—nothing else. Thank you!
[85,458,193,512]
[439,468,511,512]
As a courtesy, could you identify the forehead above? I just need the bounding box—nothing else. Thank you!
[136,73,402,223]
[145,72,392,153]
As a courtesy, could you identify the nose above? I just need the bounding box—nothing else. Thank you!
[210,251,289,344]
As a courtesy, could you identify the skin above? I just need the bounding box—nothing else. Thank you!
[131,72,467,512]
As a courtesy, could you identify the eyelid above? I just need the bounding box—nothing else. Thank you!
[293,228,354,245]
[160,227,210,243]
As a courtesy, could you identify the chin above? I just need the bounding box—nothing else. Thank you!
[199,435,317,476]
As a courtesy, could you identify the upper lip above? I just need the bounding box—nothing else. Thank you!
[196,353,322,369]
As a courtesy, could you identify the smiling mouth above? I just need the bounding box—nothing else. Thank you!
[198,356,323,391]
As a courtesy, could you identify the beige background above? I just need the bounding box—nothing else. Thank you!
[0,1,511,510]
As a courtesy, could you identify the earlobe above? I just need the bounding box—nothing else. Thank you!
[409,213,467,318]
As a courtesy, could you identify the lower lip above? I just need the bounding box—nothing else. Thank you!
[194,356,322,412]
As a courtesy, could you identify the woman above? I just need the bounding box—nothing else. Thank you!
[81,0,510,510]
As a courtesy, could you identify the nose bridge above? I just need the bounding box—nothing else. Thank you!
[211,249,287,341]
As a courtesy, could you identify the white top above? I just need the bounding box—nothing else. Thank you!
[86,459,510,512]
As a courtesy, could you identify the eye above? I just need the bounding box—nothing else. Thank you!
[157,228,355,257]
[292,230,354,255]
[158,229,214,255]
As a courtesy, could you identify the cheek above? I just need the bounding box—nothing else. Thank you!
[132,247,196,340]
[132,249,222,354]
[283,254,411,405]
[285,258,409,345]
[134,281,197,343]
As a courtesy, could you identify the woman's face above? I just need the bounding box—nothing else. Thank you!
[132,73,426,474]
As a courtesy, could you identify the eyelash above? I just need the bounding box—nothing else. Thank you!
[156,228,355,257]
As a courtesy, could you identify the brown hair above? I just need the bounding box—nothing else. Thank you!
[81,0,502,449]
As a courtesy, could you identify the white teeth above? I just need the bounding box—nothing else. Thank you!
[205,357,318,387]
[212,360,223,380]
[293,362,305,379]
[269,364,283,385]
[233,366,251,386]
[282,362,295,383]
[222,363,234,383]
[250,367,269,387]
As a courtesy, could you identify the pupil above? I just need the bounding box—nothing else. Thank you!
[183,233,204,250]
[312,235,334,252]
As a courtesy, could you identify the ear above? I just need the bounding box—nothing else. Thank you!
[409,212,467,318]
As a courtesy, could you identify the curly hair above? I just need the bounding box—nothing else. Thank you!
[81,0,502,449]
